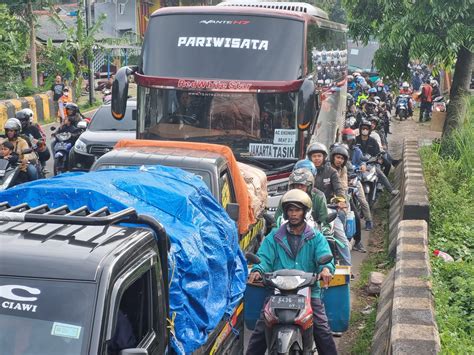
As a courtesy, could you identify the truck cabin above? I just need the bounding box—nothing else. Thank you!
[0,204,169,355]
[91,146,240,220]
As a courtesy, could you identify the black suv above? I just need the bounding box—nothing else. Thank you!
[68,99,136,170]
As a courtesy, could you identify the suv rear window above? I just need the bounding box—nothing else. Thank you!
[89,103,136,131]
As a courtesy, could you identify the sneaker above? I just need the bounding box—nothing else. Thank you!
[365,220,373,231]
[353,242,367,253]
[392,159,401,167]
[391,189,400,196]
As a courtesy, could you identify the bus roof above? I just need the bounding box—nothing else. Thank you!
[150,5,346,31]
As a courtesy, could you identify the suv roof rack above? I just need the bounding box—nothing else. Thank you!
[217,1,329,20]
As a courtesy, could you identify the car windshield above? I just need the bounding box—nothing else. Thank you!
[0,277,96,355]
[88,103,136,131]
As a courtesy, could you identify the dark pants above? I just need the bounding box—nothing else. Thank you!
[246,297,338,355]
[419,101,432,122]
[351,199,362,244]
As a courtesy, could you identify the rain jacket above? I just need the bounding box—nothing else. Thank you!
[252,223,335,298]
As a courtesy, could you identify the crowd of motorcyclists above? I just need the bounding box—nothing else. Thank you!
[0,101,86,188]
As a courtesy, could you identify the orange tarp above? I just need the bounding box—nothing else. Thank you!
[114,140,256,235]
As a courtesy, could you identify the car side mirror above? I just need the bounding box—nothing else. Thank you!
[118,349,148,355]
[226,202,239,222]
[111,66,136,120]
[297,79,316,131]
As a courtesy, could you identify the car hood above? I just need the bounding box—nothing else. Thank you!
[78,130,136,147]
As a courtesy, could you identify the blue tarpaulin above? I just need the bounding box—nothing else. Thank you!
[0,166,247,353]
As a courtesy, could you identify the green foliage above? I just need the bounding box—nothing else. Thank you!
[343,0,474,79]
[0,4,28,93]
[420,97,474,351]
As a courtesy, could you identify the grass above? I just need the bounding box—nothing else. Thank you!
[347,192,394,354]
[420,95,474,353]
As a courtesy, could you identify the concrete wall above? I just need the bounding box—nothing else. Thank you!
[94,0,137,37]
[0,93,55,127]
[371,139,441,354]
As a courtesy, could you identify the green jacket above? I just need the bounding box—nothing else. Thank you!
[274,188,328,226]
[252,223,335,298]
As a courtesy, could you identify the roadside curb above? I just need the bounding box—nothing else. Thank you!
[372,140,441,354]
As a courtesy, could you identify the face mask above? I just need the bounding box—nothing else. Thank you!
[361,129,370,135]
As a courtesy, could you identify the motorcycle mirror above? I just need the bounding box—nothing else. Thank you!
[326,212,338,223]
[318,254,333,265]
[22,148,33,154]
[77,120,88,129]
[50,126,57,131]
[245,253,261,265]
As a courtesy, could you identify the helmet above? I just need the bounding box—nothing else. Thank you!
[347,75,354,81]
[330,145,349,167]
[293,159,317,176]
[368,115,380,124]
[359,119,372,133]
[5,118,22,133]
[15,110,30,128]
[402,82,409,89]
[306,142,328,159]
[342,127,356,143]
[353,71,361,77]
[430,80,439,87]
[289,168,315,191]
[65,103,80,117]
[281,189,312,219]
[368,87,377,94]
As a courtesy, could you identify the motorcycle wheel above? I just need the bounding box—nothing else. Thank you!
[53,158,64,176]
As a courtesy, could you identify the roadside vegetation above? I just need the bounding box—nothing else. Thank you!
[420,96,474,353]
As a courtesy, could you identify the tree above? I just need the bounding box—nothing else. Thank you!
[4,0,44,87]
[0,4,29,96]
[46,8,105,101]
[343,0,473,136]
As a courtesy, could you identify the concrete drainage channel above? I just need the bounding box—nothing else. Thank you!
[371,139,441,354]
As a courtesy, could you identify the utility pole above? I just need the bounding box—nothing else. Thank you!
[84,0,95,105]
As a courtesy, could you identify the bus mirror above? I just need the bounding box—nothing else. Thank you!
[111,66,135,120]
[297,79,316,131]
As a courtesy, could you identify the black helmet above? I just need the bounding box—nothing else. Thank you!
[289,168,314,192]
[65,103,80,117]
[15,111,30,128]
[281,189,312,220]
[330,144,349,167]
[359,119,372,133]
[306,142,328,159]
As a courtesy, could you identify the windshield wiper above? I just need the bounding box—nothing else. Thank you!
[237,155,273,170]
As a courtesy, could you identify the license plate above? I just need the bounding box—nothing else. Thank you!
[56,142,69,150]
[270,295,305,310]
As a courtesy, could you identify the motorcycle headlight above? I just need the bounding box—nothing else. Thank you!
[270,275,306,291]
[74,139,87,154]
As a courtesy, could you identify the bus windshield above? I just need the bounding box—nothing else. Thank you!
[142,13,304,81]
[138,87,299,165]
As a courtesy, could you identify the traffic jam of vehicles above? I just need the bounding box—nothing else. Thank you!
[0,1,409,354]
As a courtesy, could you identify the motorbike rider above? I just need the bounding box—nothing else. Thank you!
[247,189,337,355]
[368,115,387,150]
[396,82,414,117]
[52,103,84,149]
[355,120,399,196]
[15,109,50,172]
[341,128,373,232]
[0,118,39,181]
[274,166,328,228]
[307,142,351,267]
[376,81,387,102]
[431,80,441,99]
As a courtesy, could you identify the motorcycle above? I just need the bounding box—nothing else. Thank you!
[247,253,333,354]
[360,153,384,207]
[102,88,112,104]
[396,94,411,120]
[432,96,447,112]
[52,131,74,175]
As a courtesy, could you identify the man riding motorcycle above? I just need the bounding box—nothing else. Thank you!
[16,109,50,172]
[307,142,351,267]
[247,189,337,355]
[274,165,328,228]
[0,118,39,182]
[341,128,373,232]
[355,120,399,196]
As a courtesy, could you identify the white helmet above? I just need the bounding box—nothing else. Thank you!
[430,80,439,87]
[21,108,34,123]
[5,118,22,132]
[402,82,409,89]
